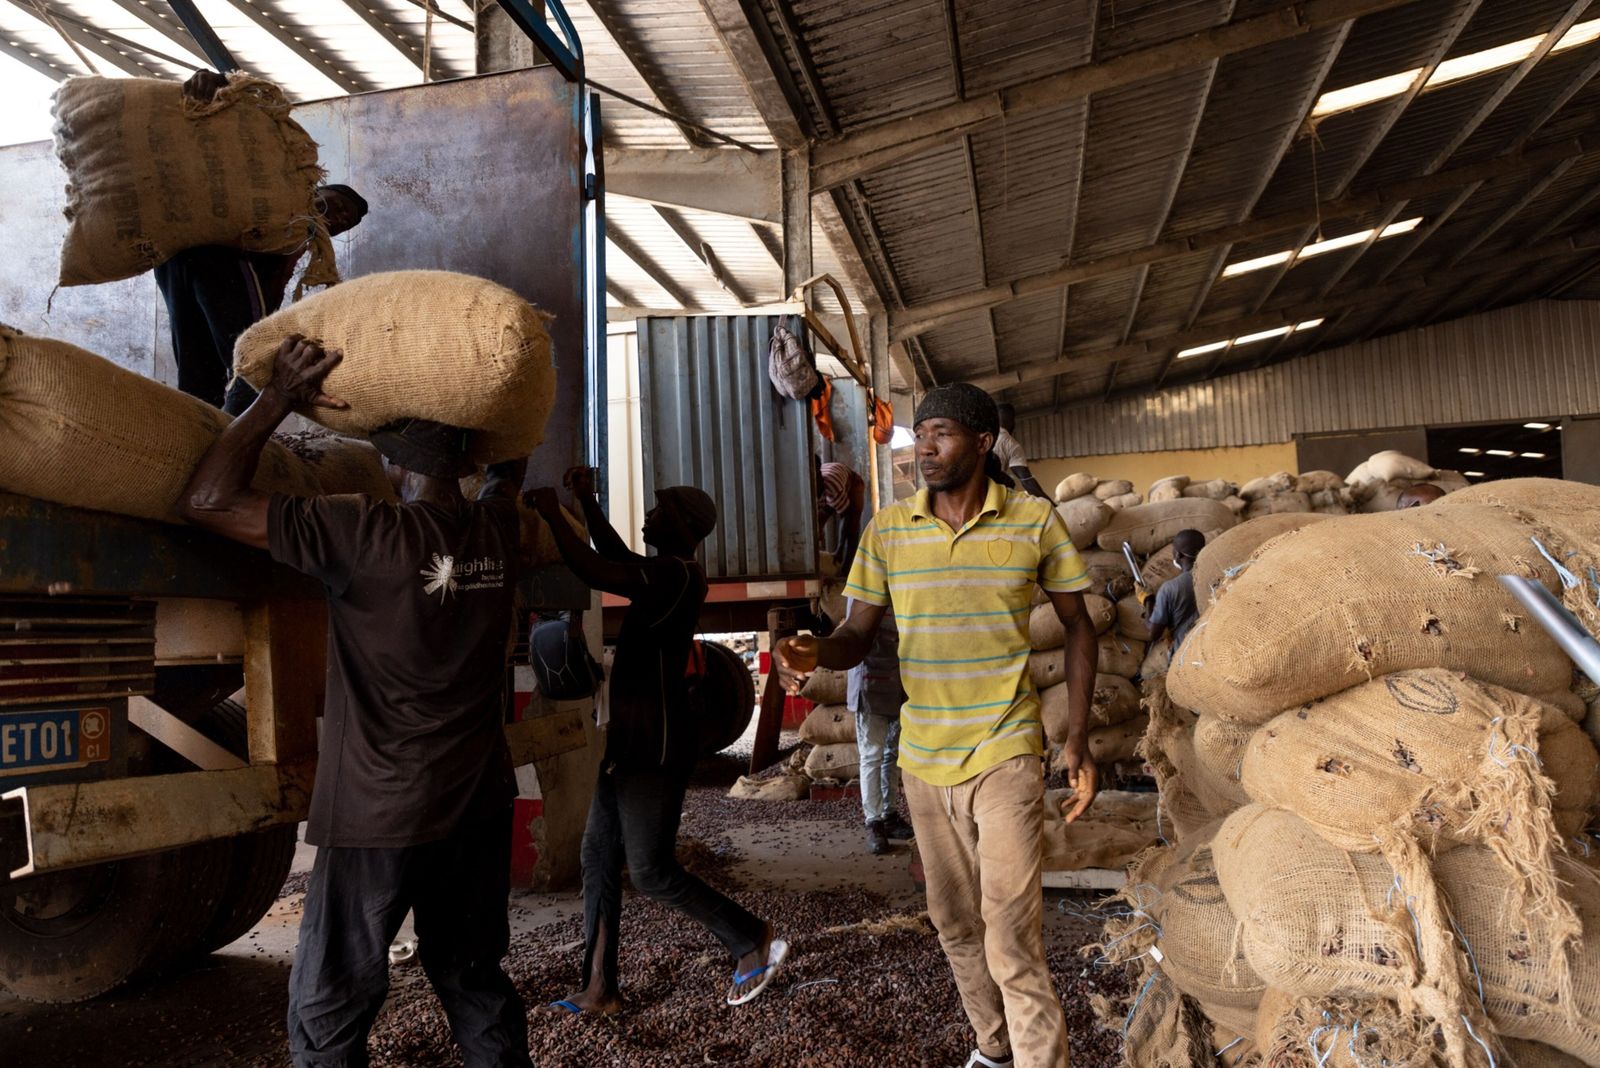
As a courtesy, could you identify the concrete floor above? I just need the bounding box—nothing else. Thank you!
[0,735,1110,1067]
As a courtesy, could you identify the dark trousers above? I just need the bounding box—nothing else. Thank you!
[581,758,767,991]
[287,809,532,1068]
[153,246,267,415]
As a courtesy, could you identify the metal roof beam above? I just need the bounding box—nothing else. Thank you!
[336,0,452,78]
[652,205,759,305]
[222,0,374,93]
[890,134,1600,340]
[0,30,75,80]
[810,0,1422,191]
[606,148,780,223]
[606,225,702,311]
[969,231,1599,393]
[102,0,205,57]
[7,0,169,77]
[585,0,716,149]
[696,0,805,149]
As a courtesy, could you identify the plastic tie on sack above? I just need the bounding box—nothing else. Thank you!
[1307,1024,1340,1068]
[1531,537,1580,590]
[1122,973,1158,1035]
[1215,1035,1244,1058]
[1450,914,1488,1008]
[1461,1014,1498,1068]
[1385,875,1426,957]
[1411,541,1482,579]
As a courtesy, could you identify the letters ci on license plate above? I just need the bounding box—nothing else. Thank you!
[0,708,112,777]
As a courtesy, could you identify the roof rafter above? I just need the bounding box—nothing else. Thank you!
[0,29,76,80]
[651,204,758,305]
[7,0,170,77]
[809,0,1423,191]
[891,133,1600,340]
[336,0,462,79]
[971,231,1598,393]
[224,0,375,94]
[102,0,204,57]
[606,225,702,310]
[585,0,718,149]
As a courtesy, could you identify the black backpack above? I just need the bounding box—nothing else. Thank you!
[528,611,604,701]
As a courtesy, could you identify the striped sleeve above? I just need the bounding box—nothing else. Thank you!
[1037,508,1091,593]
[844,513,891,605]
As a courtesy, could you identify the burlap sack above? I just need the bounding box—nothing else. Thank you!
[1040,673,1141,738]
[1098,498,1237,554]
[803,741,859,781]
[1117,594,1156,641]
[1182,478,1234,500]
[52,74,333,288]
[1504,1040,1589,1068]
[1099,633,1146,678]
[461,470,585,565]
[1102,491,1143,511]
[1367,450,1435,482]
[1207,1023,1259,1067]
[1346,459,1374,486]
[1041,810,1154,871]
[1431,469,1470,494]
[1213,807,1494,1065]
[1141,639,1173,679]
[1055,472,1096,502]
[1254,990,1452,1068]
[235,271,556,463]
[1142,544,1182,593]
[1244,491,1311,519]
[1029,596,1112,649]
[1153,827,1267,1023]
[1240,671,1597,892]
[1223,494,1247,516]
[728,772,809,801]
[1168,505,1584,726]
[1190,714,1253,812]
[1295,470,1344,494]
[798,703,855,745]
[1106,968,1215,1068]
[0,327,319,522]
[1082,549,1131,595]
[800,667,848,705]
[1308,488,1350,514]
[1057,495,1114,550]
[275,428,394,499]
[1150,475,1190,501]
[1239,472,1294,501]
[1088,714,1148,763]
[1190,512,1332,605]
[1094,479,1135,500]
[1360,479,1412,512]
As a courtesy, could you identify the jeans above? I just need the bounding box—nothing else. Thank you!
[905,756,1069,1068]
[286,808,532,1068]
[153,246,272,414]
[855,711,901,823]
[580,758,768,992]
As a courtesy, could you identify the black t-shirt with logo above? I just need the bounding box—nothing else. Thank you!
[269,493,519,847]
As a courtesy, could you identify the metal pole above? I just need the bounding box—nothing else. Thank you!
[161,0,238,72]
[1497,574,1600,683]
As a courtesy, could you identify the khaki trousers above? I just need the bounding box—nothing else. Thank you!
[905,756,1069,1068]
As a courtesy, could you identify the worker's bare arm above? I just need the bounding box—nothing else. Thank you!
[1011,465,1049,499]
[773,599,886,692]
[562,466,644,563]
[524,487,649,597]
[1049,588,1100,822]
[180,336,347,550]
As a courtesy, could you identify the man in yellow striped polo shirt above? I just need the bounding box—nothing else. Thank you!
[777,383,1098,1068]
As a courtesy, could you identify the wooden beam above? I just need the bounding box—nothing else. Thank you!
[606,225,701,310]
[696,0,805,149]
[607,147,780,223]
[751,221,784,268]
[966,232,1599,392]
[810,0,1423,191]
[889,134,1600,340]
[224,0,374,93]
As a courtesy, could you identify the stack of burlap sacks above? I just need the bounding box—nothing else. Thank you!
[1095,478,1600,1068]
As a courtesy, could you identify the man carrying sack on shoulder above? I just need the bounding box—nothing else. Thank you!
[777,383,1099,1068]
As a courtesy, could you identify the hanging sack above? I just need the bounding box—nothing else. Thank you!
[768,321,819,400]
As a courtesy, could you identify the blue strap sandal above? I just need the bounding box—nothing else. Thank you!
[725,938,789,1006]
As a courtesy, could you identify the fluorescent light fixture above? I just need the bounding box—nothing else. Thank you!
[1486,449,1516,457]
[1464,471,1486,477]
[1222,218,1424,278]
[1459,447,1482,455]
[1521,452,1547,459]
[1524,421,1552,430]
[1176,319,1324,359]
[1313,19,1600,119]
[1177,340,1230,359]
[1234,326,1294,346]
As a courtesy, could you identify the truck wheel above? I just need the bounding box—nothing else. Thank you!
[185,698,299,956]
[698,640,757,754]
[0,847,198,1003]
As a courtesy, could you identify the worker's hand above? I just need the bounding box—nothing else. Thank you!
[562,465,596,498]
[774,635,818,695]
[269,335,347,410]
[522,486,560,518]
[1135,585,1151,607]
[1060,736,1099,824]
[182,70,229,103]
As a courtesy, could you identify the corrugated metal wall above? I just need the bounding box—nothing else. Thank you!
[1019,301,1600,458]
[637,316,817,579]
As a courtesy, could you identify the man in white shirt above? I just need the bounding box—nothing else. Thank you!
[993,403,1048,499]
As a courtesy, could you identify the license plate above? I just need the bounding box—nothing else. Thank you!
[0,708,112,777]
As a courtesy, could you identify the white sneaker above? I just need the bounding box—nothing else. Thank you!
[964,1052,1014,1068]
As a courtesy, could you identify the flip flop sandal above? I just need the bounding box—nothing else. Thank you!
[725,939,789,1006]
[549,1000,586,1015]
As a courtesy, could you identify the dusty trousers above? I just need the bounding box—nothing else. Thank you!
[286,807,532,1068]
[904,755,1069,1068]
